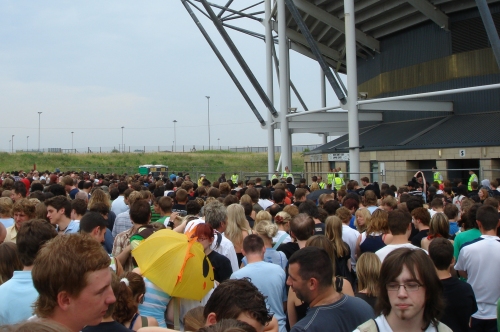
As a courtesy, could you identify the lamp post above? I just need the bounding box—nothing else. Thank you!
[121,126,124,153]
[27,136,29,151]
[38,112,42,151]
[218,138,220,148]
[11,135,14,153]
[205,96,210,149]
[173,120,177,152]
[71,132,74,150]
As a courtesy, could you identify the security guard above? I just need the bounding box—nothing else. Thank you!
[231,172,239,184]
[318,176,326,189]
[333,173,344,191]
[468,170,478,192]
[327,168,335,186]
[432,167,443,184]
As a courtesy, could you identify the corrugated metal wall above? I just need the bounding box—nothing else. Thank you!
[356,4,500,122]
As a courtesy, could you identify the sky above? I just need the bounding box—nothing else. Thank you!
[0,1,343,152]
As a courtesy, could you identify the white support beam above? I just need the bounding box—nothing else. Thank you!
[406,0,449,30]
[358,100,453,112]
[290,128,349,135]
[292,0,380,51]
[287,112,383,122]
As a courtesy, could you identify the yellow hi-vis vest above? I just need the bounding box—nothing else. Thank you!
[231,174,238,183]
[468,174,478,191]
[327,173,334,185]
[433,172,442,184]
[334,177,343,190]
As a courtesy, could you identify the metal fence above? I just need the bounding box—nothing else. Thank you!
[6,144,320,154]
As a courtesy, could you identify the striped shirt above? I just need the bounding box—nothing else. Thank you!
[138,278,171,327]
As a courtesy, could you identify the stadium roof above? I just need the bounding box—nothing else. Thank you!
[308,111,500,153]
[275,0,500,72]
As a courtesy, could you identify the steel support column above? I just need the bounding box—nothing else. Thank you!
[278,0,291,172]
[476,0,500,69]
[320,68,328,144]
[181,0,266,125]
[284,0,347,104]
[200,0,279,118]
[344,0,360,181]
[265,0,275,175]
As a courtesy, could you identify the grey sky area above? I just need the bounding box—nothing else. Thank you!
[0,1,344,152]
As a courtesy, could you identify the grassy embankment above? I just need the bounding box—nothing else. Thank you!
[0,151,305,179]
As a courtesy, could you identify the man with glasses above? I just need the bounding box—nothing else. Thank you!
[354,248,451,332]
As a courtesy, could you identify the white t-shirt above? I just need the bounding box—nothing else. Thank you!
[272,230,291,245]
[258,199,273,210]
[454,235,500,319]
[342,224,360,270]
[375,243,427,262]
[352,315,439,332]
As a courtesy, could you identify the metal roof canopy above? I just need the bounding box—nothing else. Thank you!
[182,0,500,178]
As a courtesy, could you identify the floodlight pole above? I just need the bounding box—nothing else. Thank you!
[278,0,291,172]
[121,126,124,153]
[173,120,177,152]
[11,135,14,153]
[38,112,42,151]
[27,136,29,151]
[71,132,74,150]
[206,96,211,149]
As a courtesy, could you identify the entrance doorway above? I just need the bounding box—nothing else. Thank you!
[447,159,480,186]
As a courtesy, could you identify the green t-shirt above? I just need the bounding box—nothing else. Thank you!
[150,205,160,223]
[453,228,481,260]
[156,216,170,225]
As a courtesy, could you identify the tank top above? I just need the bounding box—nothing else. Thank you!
[359,232,386,254]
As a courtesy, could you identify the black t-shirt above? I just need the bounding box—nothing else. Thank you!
[314,222,325,235]
[440,277,478,332]
[246,215,255,229]
[172,203,187,216]
[287,183,296,194]
[411,229,429,247]
[207,250,233,283]
[354,292,377,312]
[277,242,300,260]
[82,321,132,332]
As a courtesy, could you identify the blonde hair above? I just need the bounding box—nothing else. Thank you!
[355,208,371,233]
[87,189,111,210]
[225,204,251,247]
[356,252,381,296]
[254,210,272,228]
[254,220,278,240]
[239,194,252,206]
[274,211,291,225]
[0,197,13,216]
[366,209,389,234]
[325,216,348,258]
[184,306,205,331]
[310,182,320,192]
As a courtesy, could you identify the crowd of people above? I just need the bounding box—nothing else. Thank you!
[0,167,498,332]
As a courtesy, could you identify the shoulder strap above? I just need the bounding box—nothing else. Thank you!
[357,319,380,332]
[335,276,343,293]
[273,233,289,249]
[214,231,223,249]
[141,315,148,327]
[436,322,453,332]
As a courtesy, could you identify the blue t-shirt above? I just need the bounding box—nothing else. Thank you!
[0,271,39,324]
[291,295,374,332]
[231,261,287,332]
[241,248,288,270]
[0,218,14,228]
